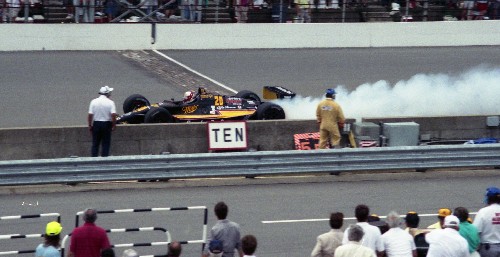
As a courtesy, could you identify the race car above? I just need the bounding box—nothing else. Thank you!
[116,86,296,124]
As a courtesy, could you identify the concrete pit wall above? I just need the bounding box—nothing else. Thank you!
[1,116,499,161]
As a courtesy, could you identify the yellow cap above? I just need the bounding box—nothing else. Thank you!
[46,221,62,236]
[438,208,452,217]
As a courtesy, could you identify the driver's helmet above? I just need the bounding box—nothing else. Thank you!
[183,90,195,102]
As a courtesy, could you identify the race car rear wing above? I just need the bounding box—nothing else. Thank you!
[263,86,296,100]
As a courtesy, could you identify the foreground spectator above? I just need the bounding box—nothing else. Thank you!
[342,205,384,257]
[35,221,63,257]
[473,186,500,257]
[454,207,480,257]
[101,248,115,257]
[203,201,243,257]
[425,215,469,257]
[241,234,257,257]
[381,211,417,257]
[68,208,111,257]
[335,224,376,257]
[167,241,182,257]
[427,208,451,229]
[311,212,344,257]
[405,211,422,236]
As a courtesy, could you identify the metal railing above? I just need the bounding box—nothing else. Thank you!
[0,144,499,186]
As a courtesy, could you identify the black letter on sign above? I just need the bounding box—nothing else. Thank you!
[224,128,231,142]
[235,128,243,142]
[212,128,220,142]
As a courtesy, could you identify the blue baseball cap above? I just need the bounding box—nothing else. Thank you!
[484,187,500,203]
[326,88,336,95]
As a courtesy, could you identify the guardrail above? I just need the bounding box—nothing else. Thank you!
[0,144,499,186]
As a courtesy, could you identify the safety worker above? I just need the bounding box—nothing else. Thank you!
[183,90,195,103]
[316,88,345,149]
[88,85,117,157]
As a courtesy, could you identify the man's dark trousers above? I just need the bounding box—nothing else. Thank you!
[91,121,112,157]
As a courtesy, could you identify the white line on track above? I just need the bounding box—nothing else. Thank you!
[262,212,478,224]
[152,49,238,94]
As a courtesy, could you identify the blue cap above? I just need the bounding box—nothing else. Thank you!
[209,240,223,254]
[484,187,500,203]
[326,88,336,95]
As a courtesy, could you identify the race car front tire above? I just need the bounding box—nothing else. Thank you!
[235,90,261,103]
[256,102,286,120]
[123,94,150,113]
[144,107,175,123]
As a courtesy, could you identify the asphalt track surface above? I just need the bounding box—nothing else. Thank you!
[0,169,499,257]
[1,46,500,128]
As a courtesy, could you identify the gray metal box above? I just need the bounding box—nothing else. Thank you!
[353,122,380,140]
[382,122,420,146]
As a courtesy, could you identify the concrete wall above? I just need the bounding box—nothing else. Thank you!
[0,21,499,51]
[1,116,499,161]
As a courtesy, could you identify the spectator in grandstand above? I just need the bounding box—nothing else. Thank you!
[342,205,384,257]
[2,0,20,23]
[425,215,469,257]
[88,85,117,157]
[68,208,111,257]
[35,221,63,257]
[473,186,500,257]
[74,0,95,22]
[427,208,451,229]
[454,207,480,257]
[234,0,250,22]
[241,234,257,257]
[294,0,311,22]
[311,212,344,257]
[167,241,182,257]
[316,88,345,149]
[203,201,243,257]
[335,224,376,257]
[381,211,417,257]
[461,0,474,19]
[121,249,138,257]
[101,248,115,257]
[163,0,178,19]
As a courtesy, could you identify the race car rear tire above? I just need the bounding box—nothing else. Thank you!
[123,94,150,113]
[235,90,261,103]
[256,102,286,120]
[144,107,175,123]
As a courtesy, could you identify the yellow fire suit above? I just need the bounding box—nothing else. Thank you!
[316,98,345,149]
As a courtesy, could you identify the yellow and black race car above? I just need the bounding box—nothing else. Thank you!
[116,86,296,124]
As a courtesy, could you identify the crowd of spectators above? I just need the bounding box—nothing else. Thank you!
[29,186,499,257]
[308,186,500,257]
[1,0,498,23]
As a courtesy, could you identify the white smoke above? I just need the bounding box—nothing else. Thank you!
[275,66,500,121]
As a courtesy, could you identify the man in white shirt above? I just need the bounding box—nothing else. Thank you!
[381,211,417,257]
[88,86,117,157]
[335,224,376,257]
[473,187,500,257]
[342,204,385,257]
[425,215,470,257]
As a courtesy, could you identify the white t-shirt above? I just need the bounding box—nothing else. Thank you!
[473,203,500,244]
[88,95,117,122]
[425,228,469,257]
[381,227,416,257]
[343,222,384,252]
